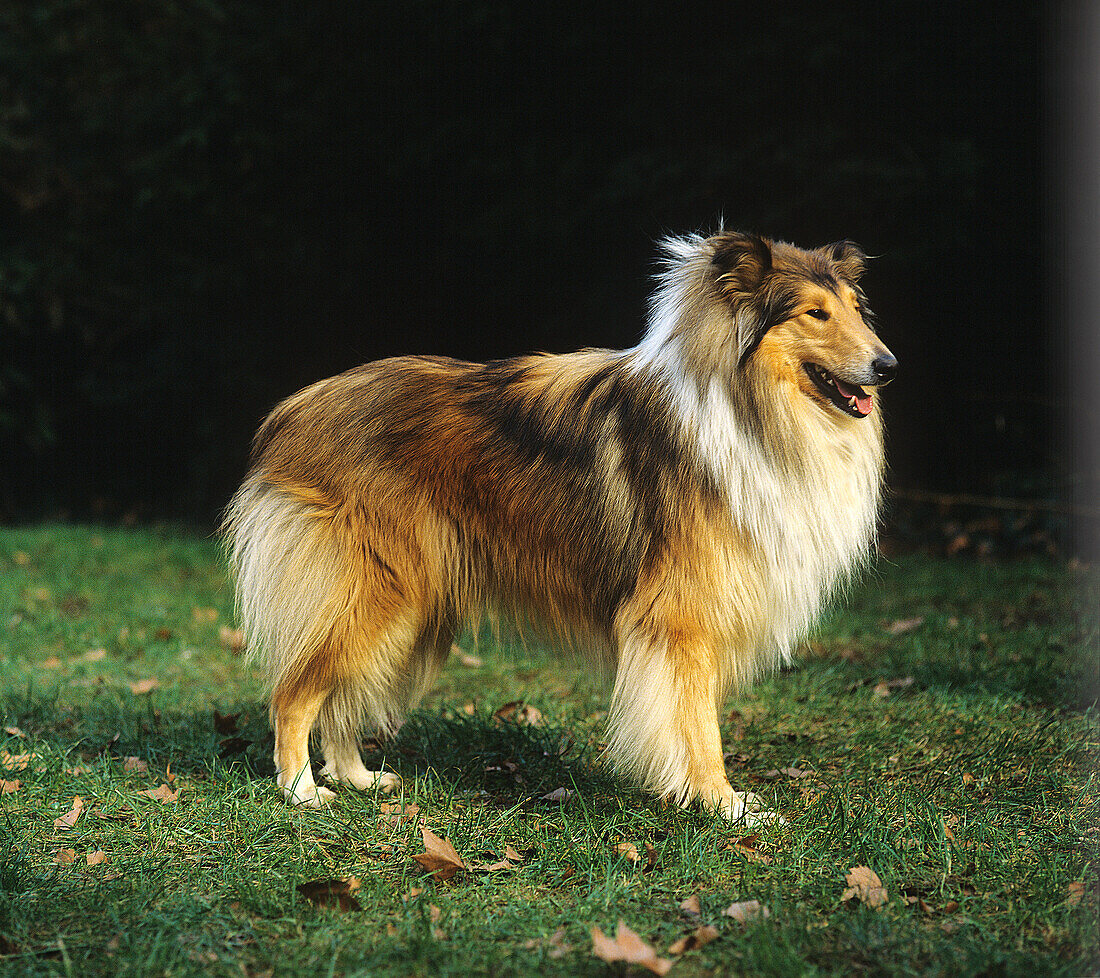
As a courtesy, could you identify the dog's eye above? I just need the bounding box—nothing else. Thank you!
[807,309,830,321]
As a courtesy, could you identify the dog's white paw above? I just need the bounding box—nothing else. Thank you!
[340,769,401,793]
[712,790,786,828]
[279,765,335,807]
[320,758,401,794]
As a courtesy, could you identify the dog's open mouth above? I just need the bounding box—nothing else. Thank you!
[804,364,873,418]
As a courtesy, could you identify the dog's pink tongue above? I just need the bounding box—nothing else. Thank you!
[835,378,873,416]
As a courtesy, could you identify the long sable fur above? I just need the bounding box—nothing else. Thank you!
[224,230,888,814]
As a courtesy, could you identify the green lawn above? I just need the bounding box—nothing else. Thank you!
[0,525,1096,977]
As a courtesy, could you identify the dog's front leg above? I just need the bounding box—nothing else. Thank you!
[608,623,778,826]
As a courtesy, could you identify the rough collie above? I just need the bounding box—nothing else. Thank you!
[224,230,896,824]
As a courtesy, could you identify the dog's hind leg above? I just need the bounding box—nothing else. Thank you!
[316,685,400,793]
[317,619,455,795]
[272,674,336,807]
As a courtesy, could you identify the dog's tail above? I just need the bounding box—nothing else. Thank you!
[222,477,347,684]
[222,475,446,736]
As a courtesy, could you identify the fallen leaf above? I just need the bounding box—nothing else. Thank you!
[428,903,447,939]
[86,850,107,866]
[873,676,915,699]
[129,678,158,695]
[411,826,466,881]
[669,924,719,954]
[0,779,20,794]
[541,787,573,803]
[471,845,526,873]
[154,627,173,642]
[219,626,245,653]
[139,784,179,803]
[53,847,77,865]
[4,726,24,738]
[54,796,84,829]
[540,926,571,958]
[213,711,240,735]
[1,751,29,771]
[728,834,772,864]
[615,842,641,863]
[723,899,770,924]
[679,894,702,917]
[785,766,810,778]
[83,648,107,662]
[842,866,888,908]
[885,617,924,636]
[454,643,482,668]
[1066,881,1085,907]
[378,801,421,826]
[40,656,62,669]
[493,701,543,725]
[192,607,218,623]
[297,877,362,911]
[122,756,148,773]
[590,921,672,975]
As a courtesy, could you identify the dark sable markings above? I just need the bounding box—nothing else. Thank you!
[462,356,600,470]
[737,281,804,368]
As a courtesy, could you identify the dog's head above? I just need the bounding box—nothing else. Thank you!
[710,232,897,419]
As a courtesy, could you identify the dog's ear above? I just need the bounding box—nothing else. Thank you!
[827,239,866,284]
[711,232,772,294]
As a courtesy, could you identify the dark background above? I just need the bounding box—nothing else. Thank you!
[1,1,1092,552]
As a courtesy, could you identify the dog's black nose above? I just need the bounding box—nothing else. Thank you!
[872,354,898,383]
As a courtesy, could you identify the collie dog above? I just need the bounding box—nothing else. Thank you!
[224,230,896,823]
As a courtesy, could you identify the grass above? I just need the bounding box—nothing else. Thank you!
[0,523,1096,977]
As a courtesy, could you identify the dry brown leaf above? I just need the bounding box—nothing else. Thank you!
[492,701,543,725]
[53,847,77,865]
[86,850,108,866]
[471,845,526,873]
[842,866,888,908]
[4,726,24,738]
[872,676,915,699]
[0,778,20,794]
[140,784,179,803]
[1066,881,1086,907]
[723,899,770,924]
[669,924,719,954]
[1,751,30,771]
[541,787,573,803]
[129,678,159,695]
[83,648,107,662]
[615,842,641,863]
[411,826,466,881]
[54,796,84,830]
[297,877,362,911]
[219,626,246,653]
[679,894,702,917]
[591,921,672,975]
[122,756,148,773]
[728,834,772,864]
[885,616,924,635]
[546,926,570,958]
[192,607,218,623]
[40,656,62,669]
[454,644,482,668]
